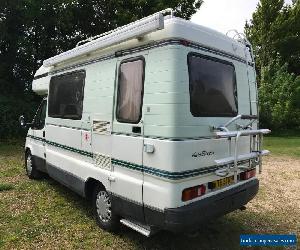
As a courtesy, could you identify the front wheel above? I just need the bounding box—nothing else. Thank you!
[25,151,42,179]
[92,185,120,232]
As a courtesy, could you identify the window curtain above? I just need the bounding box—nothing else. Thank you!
[117,60,144,122]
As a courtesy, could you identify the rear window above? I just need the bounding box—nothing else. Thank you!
[187,53,238,117]
[48,70,85,120]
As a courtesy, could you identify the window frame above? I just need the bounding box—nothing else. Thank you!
[32,99,47,130]
[116,56,146,124]
[187,52,238,117]
[48,70,86,120]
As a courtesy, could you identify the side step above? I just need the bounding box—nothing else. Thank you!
[120,219,154,237]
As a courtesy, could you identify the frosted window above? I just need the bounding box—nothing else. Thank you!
[116,59,144,123]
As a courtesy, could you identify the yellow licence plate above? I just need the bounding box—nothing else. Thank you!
[210,176,234,189]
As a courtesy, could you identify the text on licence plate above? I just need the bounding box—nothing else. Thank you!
[209,176,234,189]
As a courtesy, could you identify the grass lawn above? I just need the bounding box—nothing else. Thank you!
[264,136,300,158]
[0,137,299,249]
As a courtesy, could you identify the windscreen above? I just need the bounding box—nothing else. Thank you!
[188,53,238,117]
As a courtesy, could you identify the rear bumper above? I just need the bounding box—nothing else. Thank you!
[163,178,259,232]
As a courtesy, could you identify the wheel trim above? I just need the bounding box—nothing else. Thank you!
[96,191,112,223]
[26,154,33,175]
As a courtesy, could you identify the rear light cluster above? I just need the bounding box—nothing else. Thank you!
[240,169,256,180]
[182,169,256,202]
[182,184,206,202]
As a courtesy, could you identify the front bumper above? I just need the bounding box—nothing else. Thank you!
[163,178,259,232]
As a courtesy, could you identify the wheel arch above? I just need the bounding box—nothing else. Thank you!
[85,178,106,200]
[25,138,34,156]
[25,146,33,157]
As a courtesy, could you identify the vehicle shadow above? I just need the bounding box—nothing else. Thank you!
[118,218,246,250]
[42,177,278,250]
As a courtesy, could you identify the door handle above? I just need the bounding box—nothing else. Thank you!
[43,131,45,138]
[108,175,116,182]
[144,144,155,153]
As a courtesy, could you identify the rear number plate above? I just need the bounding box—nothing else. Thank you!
[209,176,234,189]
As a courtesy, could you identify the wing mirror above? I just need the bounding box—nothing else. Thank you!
[19,115,32,128]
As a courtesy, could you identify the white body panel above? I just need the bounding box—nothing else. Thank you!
[110,135,144,204]
[32,66,52,95]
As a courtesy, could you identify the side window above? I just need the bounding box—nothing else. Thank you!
[33,100,47,130]
[48,70,85,120]
[116,58,145,123]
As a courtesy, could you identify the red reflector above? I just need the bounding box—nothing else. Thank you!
[182,185,206,202]
[180,40,190,46]
[240,169,256,180]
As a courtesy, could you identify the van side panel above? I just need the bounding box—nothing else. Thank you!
[82,59,116,120]
[45,59,117,196]
[46,123,88,196]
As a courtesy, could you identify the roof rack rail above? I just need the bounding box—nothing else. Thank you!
[226,30,255,60]
[43,9,174,67]
[226,30,249,46]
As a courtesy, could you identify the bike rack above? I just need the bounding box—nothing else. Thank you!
[214,115,271,183]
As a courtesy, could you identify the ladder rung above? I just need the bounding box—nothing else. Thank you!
[215,150,270,166]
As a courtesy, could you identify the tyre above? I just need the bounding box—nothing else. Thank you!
[25,151,43,179]
[92,185,120,232]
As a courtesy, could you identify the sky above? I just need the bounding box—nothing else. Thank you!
[191,0,293,34]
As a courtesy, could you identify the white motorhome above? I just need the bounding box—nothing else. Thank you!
[20,9,270,236]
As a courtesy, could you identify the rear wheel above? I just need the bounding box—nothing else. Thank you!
[92,185,120,232]
[25,151,42,179]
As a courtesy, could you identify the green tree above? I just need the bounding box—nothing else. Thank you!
[245,0,300,75]
[245,0,300,130]
[273,1,300,74]
[259,60,300,129]
[0,0,203,139]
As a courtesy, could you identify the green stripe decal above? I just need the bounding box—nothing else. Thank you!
[27,135,249,180]
[27,135,93,158]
